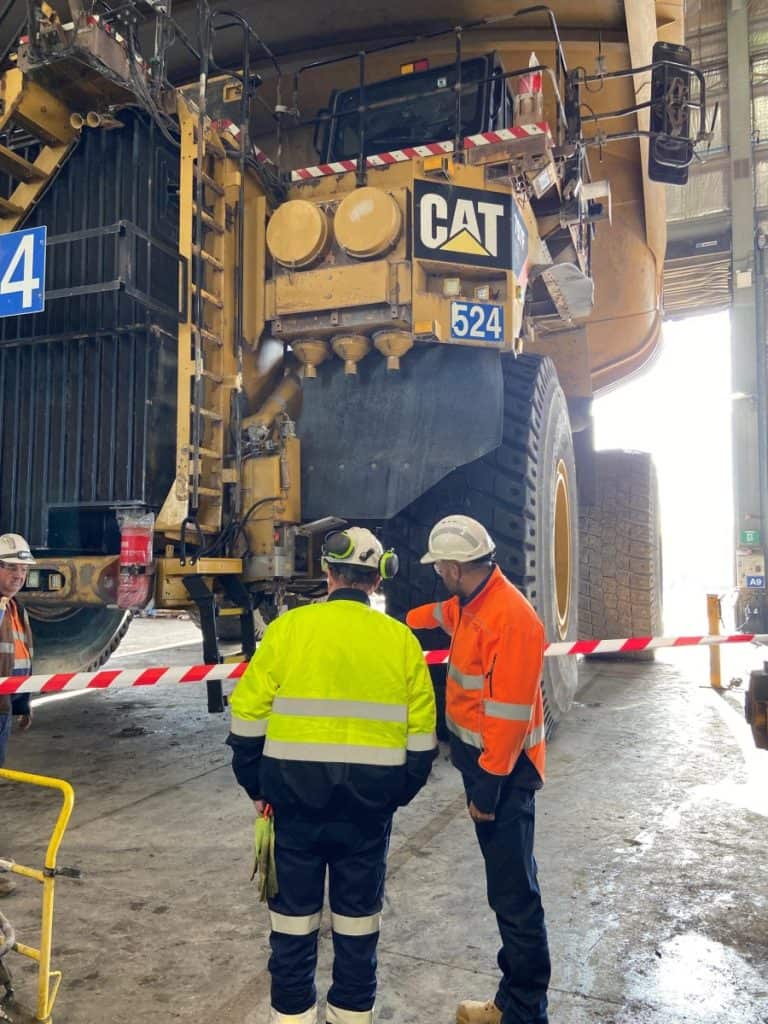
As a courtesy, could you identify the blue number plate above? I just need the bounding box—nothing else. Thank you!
[450,301,505,342]
[0,225,46,318]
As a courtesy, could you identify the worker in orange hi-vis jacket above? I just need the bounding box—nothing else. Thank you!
[406,515,550,1024]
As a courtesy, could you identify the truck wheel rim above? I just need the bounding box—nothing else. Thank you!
[554,459,572,639]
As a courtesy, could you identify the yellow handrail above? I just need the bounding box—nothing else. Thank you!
[0,769,76,1023]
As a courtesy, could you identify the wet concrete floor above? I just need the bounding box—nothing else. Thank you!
[1,618,767,1023]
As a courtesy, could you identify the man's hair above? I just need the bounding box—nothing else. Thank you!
[463,555,496,570]
[328,564,378,587]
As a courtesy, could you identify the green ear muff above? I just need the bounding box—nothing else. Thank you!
[322,530,399,579]
[379,549,399,580]
[322,530,355,561]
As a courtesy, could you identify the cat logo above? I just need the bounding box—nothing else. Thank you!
[414,179,527,276]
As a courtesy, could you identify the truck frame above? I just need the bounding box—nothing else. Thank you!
[0,1,708,727]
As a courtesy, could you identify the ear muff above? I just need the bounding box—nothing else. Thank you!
[322,530,355,561]
[379,549,399,581]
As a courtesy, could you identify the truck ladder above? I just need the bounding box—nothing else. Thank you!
[159,98,241,536]
[0,68,79,233]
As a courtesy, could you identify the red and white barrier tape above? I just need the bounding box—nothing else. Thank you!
[1,632,766,696]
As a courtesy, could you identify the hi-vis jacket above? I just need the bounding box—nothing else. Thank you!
[407,567,545,813]
[227,589,437,818]
[0,598,33,717]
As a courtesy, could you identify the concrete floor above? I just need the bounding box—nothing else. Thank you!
[1,618,767,1024]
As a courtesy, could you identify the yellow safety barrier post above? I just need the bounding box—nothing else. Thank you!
[0,769,79,1023]
[707,593,723,690]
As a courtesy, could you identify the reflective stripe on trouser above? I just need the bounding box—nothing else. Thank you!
[326,1004,374,1023]
[269,1005,318,1024]
[268,814,392,1017]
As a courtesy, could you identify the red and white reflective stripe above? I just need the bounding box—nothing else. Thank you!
[208,121,274,167]
[290,142,452,182]
[1,632,766,696]
[289,125,551,182]
[463,122,550,148]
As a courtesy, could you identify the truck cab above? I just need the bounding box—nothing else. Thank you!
[322,53,513,162]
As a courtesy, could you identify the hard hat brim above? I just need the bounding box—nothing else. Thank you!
[419,552,439,564]
[0,554,37,565]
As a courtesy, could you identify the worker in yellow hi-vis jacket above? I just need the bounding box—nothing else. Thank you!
[227,526,437,1024]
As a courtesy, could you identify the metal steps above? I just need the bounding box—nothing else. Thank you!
[155,97,242,540]
[0,68,79,233]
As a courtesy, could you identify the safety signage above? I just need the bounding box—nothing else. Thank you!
[414,179,528,276]
[0,225,46,317]
[746,575,766,590]
[740,529,761,545]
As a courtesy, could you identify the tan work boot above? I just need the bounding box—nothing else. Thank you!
[0,876,15,898]
[456,1000,502,1024]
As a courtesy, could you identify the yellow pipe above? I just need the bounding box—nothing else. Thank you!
[13,940,41,962]
[0,768,75,1022]
[8,863,44,882]
[707,594,722,690]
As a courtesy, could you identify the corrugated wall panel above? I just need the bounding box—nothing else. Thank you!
[0,111,180,549]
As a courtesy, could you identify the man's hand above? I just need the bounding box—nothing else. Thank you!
[16,711,32,732]
[253,799,266,815]
[468,800,495,823]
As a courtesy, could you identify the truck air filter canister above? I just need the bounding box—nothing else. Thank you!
[266,200,330,267]
[334,187,402,258]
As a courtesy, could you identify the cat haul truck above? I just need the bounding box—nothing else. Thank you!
[0,1,708,727]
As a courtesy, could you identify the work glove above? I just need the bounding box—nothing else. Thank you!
[251,804,278,902]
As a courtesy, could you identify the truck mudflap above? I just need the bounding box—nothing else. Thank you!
[298,344,503,520]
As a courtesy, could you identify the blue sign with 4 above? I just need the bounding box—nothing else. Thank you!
[0,225,46,317]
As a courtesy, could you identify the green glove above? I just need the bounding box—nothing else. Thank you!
[252,807,278,902]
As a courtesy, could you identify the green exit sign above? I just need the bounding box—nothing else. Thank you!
[740,529,761,545]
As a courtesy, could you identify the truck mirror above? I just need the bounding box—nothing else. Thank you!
[648,41,694,185]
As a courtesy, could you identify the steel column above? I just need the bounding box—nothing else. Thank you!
[727,0,768,628]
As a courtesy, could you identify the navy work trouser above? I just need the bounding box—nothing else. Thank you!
[468,782,551,1024]
[267,812,392,1017]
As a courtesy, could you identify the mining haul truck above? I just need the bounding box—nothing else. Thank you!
[0,1,708,728]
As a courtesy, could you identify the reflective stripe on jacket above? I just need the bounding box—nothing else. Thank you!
[227,590,437,816]
[407,567,545,811]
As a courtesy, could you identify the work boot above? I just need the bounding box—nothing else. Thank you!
[269,1006,318,1024]
[456,1000,502,1024]
[0,877,15,898]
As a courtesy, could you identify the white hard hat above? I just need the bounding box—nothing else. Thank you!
[0,533,37,566]
[420,515,496,564]
[322,526,384,570]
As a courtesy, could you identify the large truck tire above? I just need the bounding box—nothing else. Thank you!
[578,449,663,660]
[384,354,579,733]
[25,607,131,672]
